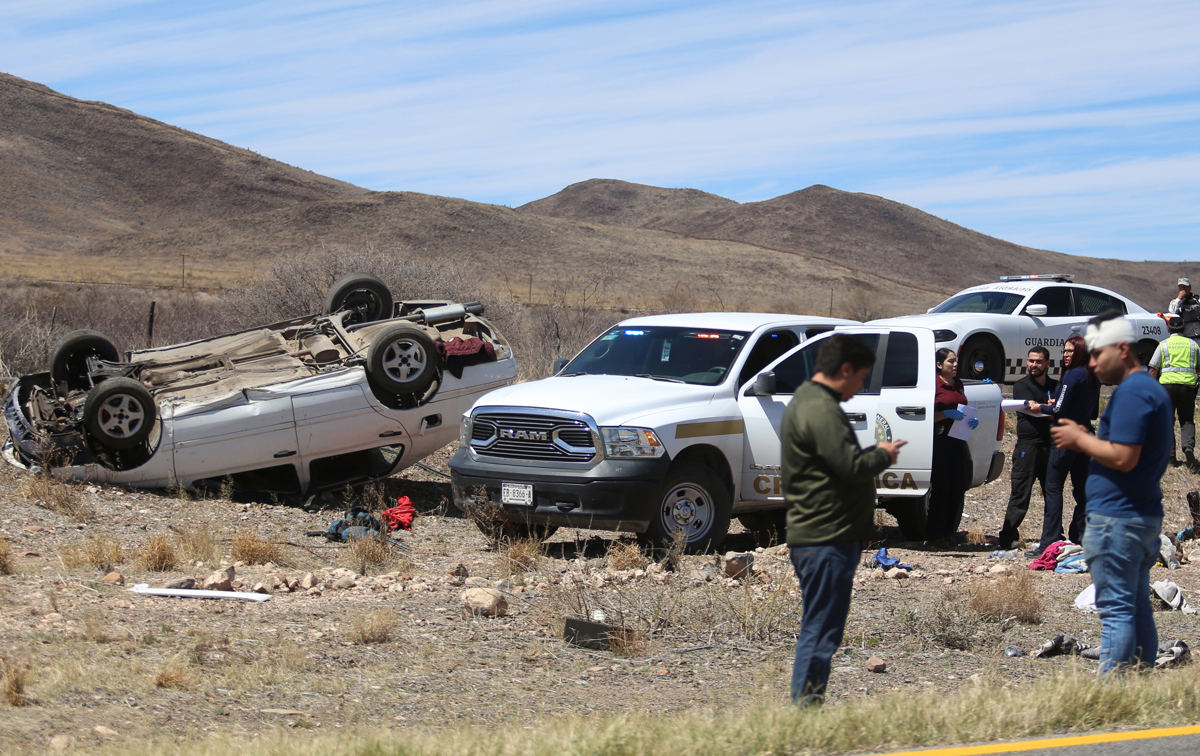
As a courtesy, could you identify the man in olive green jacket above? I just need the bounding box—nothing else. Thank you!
[782,333,905,706]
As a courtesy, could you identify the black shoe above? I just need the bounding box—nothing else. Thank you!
[1024,547,1045,559]
[998,539,1021,551]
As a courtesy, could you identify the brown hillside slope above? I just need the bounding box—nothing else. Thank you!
[518,179,736,227]
[0,72,366,256]
[519,180,1183,311]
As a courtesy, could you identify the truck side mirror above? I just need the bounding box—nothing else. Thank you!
[1024,304,1048,317]
[745,371,777,397]
[552,358,569,375]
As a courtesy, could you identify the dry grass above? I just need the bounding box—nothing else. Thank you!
[0,537,13,575]
[344,610,398,645]
[59,533,124,572]
[966,522,987,546]
[970,569,1044,624]
[1,655,30,706]
[18,473,94,522]
[81,606,110,643]
[498,537,544,575]
[339,534,398,575]
[605,540,649,571]
[136,533,178,572]
[173,521,221,565]
[153,662,190,690]
[897,589,1006,651]
[230,530,283,566]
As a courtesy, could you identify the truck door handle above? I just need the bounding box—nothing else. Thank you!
[378,430,404,438]
[897,406,926,417]
[273,450,297,458]
[844,412,867,422]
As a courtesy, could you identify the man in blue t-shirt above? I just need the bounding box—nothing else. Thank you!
[1049,311,1172,675]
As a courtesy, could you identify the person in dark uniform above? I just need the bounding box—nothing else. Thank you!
[1168,277,1200,343]
[997,347,1058,550]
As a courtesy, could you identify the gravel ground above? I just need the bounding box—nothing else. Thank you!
[1,419,1199,753]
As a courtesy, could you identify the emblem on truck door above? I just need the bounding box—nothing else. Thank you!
[500,428,549,441]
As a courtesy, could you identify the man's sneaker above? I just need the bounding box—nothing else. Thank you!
[1024,546,1046,559]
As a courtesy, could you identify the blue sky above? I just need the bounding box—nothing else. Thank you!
[3,1,1198,261]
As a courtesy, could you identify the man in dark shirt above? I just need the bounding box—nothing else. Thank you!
[997,347,1058,550]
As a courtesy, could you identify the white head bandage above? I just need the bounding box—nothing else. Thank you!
[1085,316,1136,351]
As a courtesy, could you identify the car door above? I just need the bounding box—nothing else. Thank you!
[736,332,883,506]
[1020,286,1082,378]
[293,383,413,489]
[171,393,301,486]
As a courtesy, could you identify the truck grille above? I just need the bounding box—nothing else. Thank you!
[470,412,597,463]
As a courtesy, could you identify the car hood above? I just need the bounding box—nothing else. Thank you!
[470,375,718,426]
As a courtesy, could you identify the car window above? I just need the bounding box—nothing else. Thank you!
[738,329,800,387]
[881,332,919,388]
[1025,287,1073,317]
[771,334,882,394]
[1074,288,1127,316]
[563,326,751,385]
[929,291,1024,314]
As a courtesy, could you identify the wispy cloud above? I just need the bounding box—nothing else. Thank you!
[2,0,1197,260]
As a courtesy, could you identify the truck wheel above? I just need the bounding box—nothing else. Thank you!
[738,509,788,546]
[884,495,929,542]
[324,272,393,324]
[83,377,157,451]
[960,336,1003,382]
[645,461,732,554]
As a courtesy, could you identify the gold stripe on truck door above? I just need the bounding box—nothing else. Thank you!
[674,419,745,439]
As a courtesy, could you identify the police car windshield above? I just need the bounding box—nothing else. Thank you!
[929,291,1026,315]
[562,327,750,385]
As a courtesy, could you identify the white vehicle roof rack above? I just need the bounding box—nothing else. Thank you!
[998,274,1075,282]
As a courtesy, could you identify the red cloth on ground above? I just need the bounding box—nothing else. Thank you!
[1028,541,1068,570]
[382,497,416,531]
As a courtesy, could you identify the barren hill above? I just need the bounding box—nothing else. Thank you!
[0,72,1187,315]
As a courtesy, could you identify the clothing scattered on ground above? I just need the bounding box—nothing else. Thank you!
[1075,584,1098,613]
[1035,634,1094,659]
[1155,639,1192,669]
[1151,579,1197,614]
[866,547,911,571]
[1028,541,1069,570]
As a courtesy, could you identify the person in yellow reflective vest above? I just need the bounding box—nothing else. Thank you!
[1148,315,1200,472]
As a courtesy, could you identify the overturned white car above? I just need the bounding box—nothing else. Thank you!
[3,273,516,496]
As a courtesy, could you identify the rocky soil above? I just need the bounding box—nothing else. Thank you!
[2,434,1199,753]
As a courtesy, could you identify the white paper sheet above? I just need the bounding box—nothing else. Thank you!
[948,403,977,441]
[1001,399,1049,417]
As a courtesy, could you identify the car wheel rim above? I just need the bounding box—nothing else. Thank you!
[661,483,712,541]
[382,340,427,384]
[98,395,145,439]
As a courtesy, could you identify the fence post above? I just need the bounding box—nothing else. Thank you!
[146,301,156,348]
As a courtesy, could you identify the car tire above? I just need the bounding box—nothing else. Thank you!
[960,336,1003,382]
[738,509,788,546]
[367,323,439,395]
[1137,339,1159,366]
[50,330,119,389]
[644,461,732,554]
[83,377,157,450]
[884,495,929,541]
[324,272,394,324]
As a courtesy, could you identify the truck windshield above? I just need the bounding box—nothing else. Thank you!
[562,327,750,385]
[929,291,1025,314]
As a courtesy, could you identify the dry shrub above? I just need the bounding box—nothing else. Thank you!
[173,522,220,564]
[0,537,13,575]
[59,533,124,572]
[19,474,94,522]
[970,569,1044,624]
[345,609,398,645]
[498,537,543,575]
[136,533,178,572]
[1,656,30,707]
[606,540,649,571]
[966,522,987,546]
[898,590,1004,651]
[153,663,189,690]
[340,533,397,575]
[230,530,282,566]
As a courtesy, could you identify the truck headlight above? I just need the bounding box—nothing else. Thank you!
[933,329,958,342]
[459,413,472,449]
[600,427,664,458]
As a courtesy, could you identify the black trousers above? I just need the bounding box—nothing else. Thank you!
[998,442,1051,548]
[928,435,969,540]
[1163,382,1197,457]
[1040,446,1091,548]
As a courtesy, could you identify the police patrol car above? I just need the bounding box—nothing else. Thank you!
[868,275,1168,383]
[449,314,1005,552]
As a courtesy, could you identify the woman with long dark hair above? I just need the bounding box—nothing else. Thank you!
[927,348,979,548]
[1025,334,1100,555]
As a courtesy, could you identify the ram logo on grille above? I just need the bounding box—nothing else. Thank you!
[499,428,549,441]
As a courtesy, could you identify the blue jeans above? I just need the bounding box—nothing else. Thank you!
[1082,512,1162,674]
[789,541,859,704]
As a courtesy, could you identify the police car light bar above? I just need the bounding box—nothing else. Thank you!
[998,274,1075,282]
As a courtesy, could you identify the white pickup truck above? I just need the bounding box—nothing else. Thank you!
[449,313,1005,552]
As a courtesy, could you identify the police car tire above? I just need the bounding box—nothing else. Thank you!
[1137,339,1158,366]
[738,509,788,546]
[644,461,732,554]
[960,336,1003,382]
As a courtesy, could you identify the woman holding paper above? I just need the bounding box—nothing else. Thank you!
[926,348,980,548]
[1023,334,1100,555]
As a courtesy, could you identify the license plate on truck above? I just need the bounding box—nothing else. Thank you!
[501,482,534,508]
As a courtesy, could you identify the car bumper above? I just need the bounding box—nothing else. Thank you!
[448,449,672,532]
